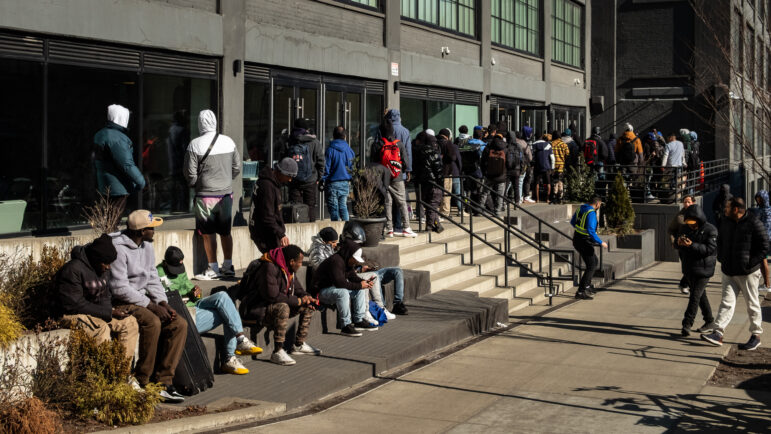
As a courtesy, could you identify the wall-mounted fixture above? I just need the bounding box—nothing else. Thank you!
[233,59,242,77]
[485,94,490,102]
[394,81,399,93]
[441,46,450,57]
[573,78,581,86]
[491,57,496,65]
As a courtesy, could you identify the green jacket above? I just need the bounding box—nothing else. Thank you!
[157,264,197,307]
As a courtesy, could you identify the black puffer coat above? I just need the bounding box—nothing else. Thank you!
[717,209,770,276]
[676,206,717,278]
[55,246,113,321]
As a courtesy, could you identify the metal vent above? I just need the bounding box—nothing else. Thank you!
[399,84,428,99]
[365,81,385,93]
[0,33,44,60]
[429,88,455,102]
[454,91,480,105]
[489,96,499,106]
[48,40,140,70]
[144,52,217,78]
[244,64,270,82]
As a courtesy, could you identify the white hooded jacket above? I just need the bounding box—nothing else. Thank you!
[183,110,241,196]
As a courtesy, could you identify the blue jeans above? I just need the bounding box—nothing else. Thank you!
[452,178,461,210]
[326,180,350,221]
[195,291,243,358]
[319,286,366,327]
[376,267,404,304]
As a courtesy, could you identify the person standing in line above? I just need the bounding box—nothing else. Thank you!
[531,134,554,204]
[479,136,508,215]
[438,128,462,216]
[668,195,696,294]
[379,109,413,234]
[322,126,355,221]
[701,198,769,351]
[550,131,570,204]
[249,158,297,254]
[571,197,609,300]
[285,118,324,222]
[412,131,445,232]
[376,121,417,238]
[184,110,241,280]
[661,133,686,200]
[94,104,146,209]
[675,205,716,337]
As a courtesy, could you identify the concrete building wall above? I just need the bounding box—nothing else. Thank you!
[148,0,218,13]
[491,49,543,81]
[400,25,480,67]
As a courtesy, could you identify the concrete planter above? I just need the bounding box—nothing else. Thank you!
[616,228,656,267]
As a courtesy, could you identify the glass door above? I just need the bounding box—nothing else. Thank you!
[345,91,362,161]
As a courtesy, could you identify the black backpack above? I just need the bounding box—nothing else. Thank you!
[506,143,523,172]
[686,143,701,171]
[284,140,313,183]
[618,135,637,165]
[459,142,481,175]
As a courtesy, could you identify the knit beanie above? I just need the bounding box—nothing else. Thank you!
[85,233,117,265]
[276,157,298,177]
[319,227,339,243]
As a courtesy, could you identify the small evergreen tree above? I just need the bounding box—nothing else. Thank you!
[605,173,635,235]
[565,154,596,203]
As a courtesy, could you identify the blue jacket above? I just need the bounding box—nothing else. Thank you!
[571,203,603,245]
[323,139,355,183]
[752,190,771,242]
[385,109,412,177]
[94,122,145,196]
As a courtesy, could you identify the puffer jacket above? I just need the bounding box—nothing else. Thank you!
[308,234,336,268]
[413,136,443,183]
[240,247,308,323]
[94,105,146,196]
[717,210,770,276]
[55,245,113,321]
[677,206,717,278]
[752,190,771,241]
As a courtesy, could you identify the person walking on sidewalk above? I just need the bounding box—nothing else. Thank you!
[571,197,608,300]
[322,126,355,221]
[701,198,769,350]
[668,195,696,294]
[184,110,241,280]
[675,205,716,337]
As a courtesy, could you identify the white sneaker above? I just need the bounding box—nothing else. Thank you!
[524,197,535,204]
[193,267,220,281]
[290,342,322,356]
[222,355,249,375]
[364,311,379,326]
[383,309,396,320]
[270,349,296,366]
[438,217,445,222]
[235,336,263,355]
[128,376,143,392]
[385,231,394,238]
[402,228,418,238]
[420,218,426,225]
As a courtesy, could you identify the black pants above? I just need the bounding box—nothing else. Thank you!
[420,181,442,226]
[508,171,521,203]
[522,167,533,198]
[679,275,688,289]
[289,181,317,222]
[573,235,598,290]
[681,275,714,329]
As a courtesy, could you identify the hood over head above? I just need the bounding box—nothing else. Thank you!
[198,109,217,134]
[329,139,351,152]
[337,239,361,264]
[756,190,770,208]
[107,104,130,129]
[683,205,707,227]
[385,109,403,125]
[690,131,698,141]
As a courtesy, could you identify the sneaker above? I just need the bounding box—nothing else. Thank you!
[193,267,220,281]
[681,327,691,337]
[738,335,761,351]
[695,322,715,333]
[383,308,396,320]
[402,228,418,238]
[574,291,594,300]
[680,286,690,295]
[340,324,363,337]
[128,376,143,392]
[419,218,426,226]
[160,385,185,403]
[291,342,322,355]
[393,229,404,237]
[385,231,394,238]
[524,197,535,204]
[646,194,656,200]
[364,311,379,326]
[235,337,262,355]
[353,320,378,332]
[222,355,249,375]
[392,302,408,315]
[270,349,296,366]
[220,264,236,277]
[438,216,445,222]
[700,331,723,346]
[433,223,445,233]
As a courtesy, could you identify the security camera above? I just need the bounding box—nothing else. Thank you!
[574,78,581,86]
[441,46,451,57]
[491,57,496,65]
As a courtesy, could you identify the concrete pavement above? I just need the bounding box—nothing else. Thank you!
[221,262,771,433]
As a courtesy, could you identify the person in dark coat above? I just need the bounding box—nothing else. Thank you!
[479,136,508,214]
[701,198,769,350]
[675,205,716,337]
[55,233,138,361]
[249,158,297,253]
[94,104,146,207]
[243,244,320,366]
[438,128,462,216]
[668,195,696,294]
[712,184,732,226]
[412,131,445,232]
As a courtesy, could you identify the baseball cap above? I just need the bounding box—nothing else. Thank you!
[127,210,163,230]
[352,248,365,264]
[163,246,186,275]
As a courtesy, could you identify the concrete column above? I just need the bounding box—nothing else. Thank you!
[385,0,401,111]
[480,0,492,126]
[583,0,592,135]
[220,0,246,217]
[543,0,553,106]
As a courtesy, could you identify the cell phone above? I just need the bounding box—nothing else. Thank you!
[368,276,376,282]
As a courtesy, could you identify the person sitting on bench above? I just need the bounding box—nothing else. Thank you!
[157,246,262,375]
[310,239,377,336]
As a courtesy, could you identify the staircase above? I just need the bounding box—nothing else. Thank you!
[383,204,577,314]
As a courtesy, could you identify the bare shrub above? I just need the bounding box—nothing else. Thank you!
[352,167,384,219]
[83,188,125,236]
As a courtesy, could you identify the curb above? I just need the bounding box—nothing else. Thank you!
[93,400,285,434]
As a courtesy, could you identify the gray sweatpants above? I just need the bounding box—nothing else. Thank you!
[385,180,412,232]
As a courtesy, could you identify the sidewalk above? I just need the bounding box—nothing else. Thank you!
[223,262,770,433]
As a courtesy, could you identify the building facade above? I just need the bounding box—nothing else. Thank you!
[0,0,591,235]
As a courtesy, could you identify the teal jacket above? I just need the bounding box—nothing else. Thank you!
[94,122,146,196]
[157,264,197,307]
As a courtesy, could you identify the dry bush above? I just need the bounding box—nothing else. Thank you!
[83,188,125,236]
[0,397,60,434]
[352,167,384,218]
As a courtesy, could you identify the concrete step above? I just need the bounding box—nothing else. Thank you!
[410,252,464,274]
[397,242,447,264]
[443,274,500,295]
[430,263,487,291]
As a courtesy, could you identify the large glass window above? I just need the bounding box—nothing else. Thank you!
[732,10,743,77]
[243,81,270,209]
[399,97,480,140]
[364,93,384,164]
[142,74,217,216]
[0,59,43,233]
[454,104,479,137]
[551,0,582,68]
[334,0,379,9]
[492,0,540,56]
[48,64,139,229]
[401,0,476,36]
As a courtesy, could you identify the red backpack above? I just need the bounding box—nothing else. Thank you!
[583,138,597,165]
[380,138,403,178]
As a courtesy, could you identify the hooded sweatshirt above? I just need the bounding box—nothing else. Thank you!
[55,245,113,321]
[288,128,325,184]
[752,190,771,241]
[676,205,717,278]
[94,104,146,196]
[310,239,364,296]
[183,110,241,196]
[384,110,412,177]
[240,247,308,322]
[323,139,355,183]
[109,233,167,307]
[571,203,603,245]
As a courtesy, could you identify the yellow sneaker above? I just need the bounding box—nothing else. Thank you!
[222,355,249,375]
[235,337,263,355]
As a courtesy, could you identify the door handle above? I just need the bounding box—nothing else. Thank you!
[336,102,340,127]
[287,98,292,133]
[300,98,305,118]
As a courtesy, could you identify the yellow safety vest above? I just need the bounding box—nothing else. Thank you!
[574,207,594,237]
